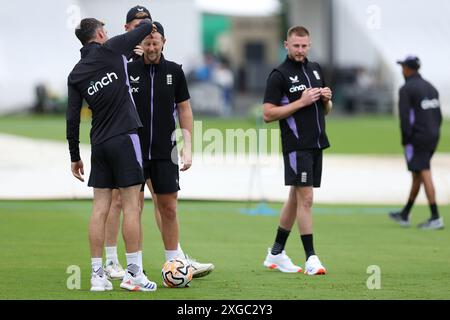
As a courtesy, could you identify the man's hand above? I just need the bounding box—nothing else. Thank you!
[180,148,192,172]
[320,87,333,115]
[133,45,144,56]
[71,160,85,182]
[299,88,322,107]
[320,87,332,103]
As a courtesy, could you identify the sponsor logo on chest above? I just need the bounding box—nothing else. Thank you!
[289,75,299,84]
[129,75,140,93]
[290,83,307,93]
[129,75,140,84]
[167,74,173,85]
[289,74,307,93]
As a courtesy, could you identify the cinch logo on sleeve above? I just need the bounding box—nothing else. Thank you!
[290,84,307,93]
[87,72,119,96]
[421,98,440,110]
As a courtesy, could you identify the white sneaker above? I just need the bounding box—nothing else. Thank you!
[90,273,113,292]
[185,254,215,278]
[120,272,157,292]
[104,260,126,280]
[304,255,327,275]
[418,217,444,230]
[263,248,302,273]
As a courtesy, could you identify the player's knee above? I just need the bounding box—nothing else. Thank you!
[300,196,314,209]
[159,203,177,220]
[92,209,109,222]
[111,197,122,211]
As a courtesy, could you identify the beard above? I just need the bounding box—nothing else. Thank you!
[145,52,160,64]
[289,53,306,62]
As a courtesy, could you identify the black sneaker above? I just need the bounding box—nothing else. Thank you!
[389,211,410,227]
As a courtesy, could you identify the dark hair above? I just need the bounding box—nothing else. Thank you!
[75,18,105,45]
[287,26,310,39]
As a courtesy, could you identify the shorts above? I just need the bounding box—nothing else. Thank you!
[405,144,434,172]
[283,149,323,187]
[88,133,144,189]
[141,159,180,194]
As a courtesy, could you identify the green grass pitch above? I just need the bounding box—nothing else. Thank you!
[0,200,449,300]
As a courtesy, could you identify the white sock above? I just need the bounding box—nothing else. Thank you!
[91,258,103,276]
[138,251,143,270]
[125,252,141,276]
[165,249,180,262]
[177,243,185,258]
[105,246,118,264]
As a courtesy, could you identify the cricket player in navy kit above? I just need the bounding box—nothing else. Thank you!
[102,4,153,281]
[66,17,158,292]
[262,26,332,275]
[127,22,215,277]
[389,56,444,230]
[102,7,214,281]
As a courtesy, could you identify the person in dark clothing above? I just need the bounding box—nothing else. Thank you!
[262,26,332,276]
[124,5,152,61]
[389,56,444,230]
[103,4,153,281]
[132,22,215,277]
[66,17,158,292]
[104,20,215,280]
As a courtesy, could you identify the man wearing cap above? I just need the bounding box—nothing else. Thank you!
[389,56,444,230]
[67,17,158,292]
[128,22,215,277]
[124,5,152,61]
[103,11,214,281]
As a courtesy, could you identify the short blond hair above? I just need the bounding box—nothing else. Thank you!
[287,26,310,39]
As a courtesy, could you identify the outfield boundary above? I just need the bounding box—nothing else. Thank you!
[1,133,449,204]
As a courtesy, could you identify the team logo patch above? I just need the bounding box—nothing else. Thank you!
[129,76,140,84]
[301,172,307,183]
[167,74,173,85]
[313,70,321,80]
[289,75,299,84]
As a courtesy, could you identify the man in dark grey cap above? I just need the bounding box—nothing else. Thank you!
[103,10,214,282]
[124,5,152,60]
[389,55,444,230]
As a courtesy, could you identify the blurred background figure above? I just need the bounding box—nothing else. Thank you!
[213,57,234,116]
[389,56,444,230]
